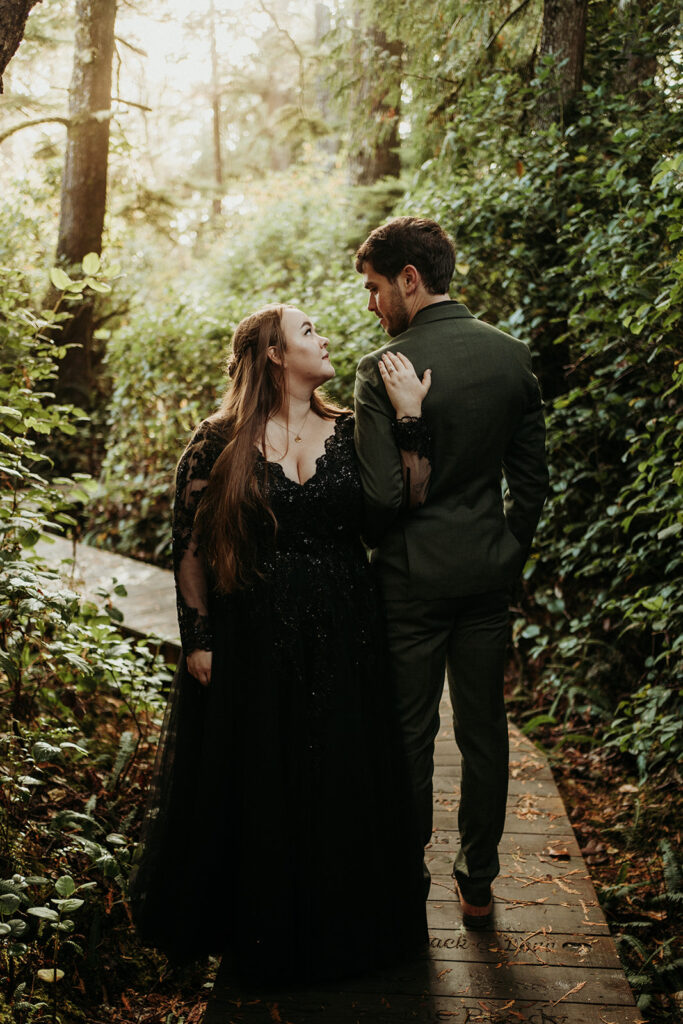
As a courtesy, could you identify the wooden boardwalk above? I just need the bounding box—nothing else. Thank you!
[203,706,639,1024]
[35,534,179,647]
[37,539,639,1024]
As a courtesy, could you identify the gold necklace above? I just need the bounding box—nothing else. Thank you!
[271,405,312,444]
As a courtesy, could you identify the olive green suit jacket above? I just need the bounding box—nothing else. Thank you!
[353,302,549,599]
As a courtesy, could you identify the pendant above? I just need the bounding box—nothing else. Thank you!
[294,435,303,443]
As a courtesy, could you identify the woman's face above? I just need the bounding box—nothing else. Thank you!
[276,307,335,390]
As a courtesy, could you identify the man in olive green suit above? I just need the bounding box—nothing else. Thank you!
[353,217,549,928]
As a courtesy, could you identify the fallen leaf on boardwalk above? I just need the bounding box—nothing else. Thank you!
[544,846,570,859]
[555,876,581,895]
[505,896,548,908]
[513,796,544,819]
[549,980,587,1005]
[437,968,452,979]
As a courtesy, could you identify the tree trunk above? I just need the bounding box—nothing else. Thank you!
[351,25,402,185]
[314,2,337,154]
[50,0,117,411]
[208,0,223,217]
[537,0,588,124]
[0,0,41,93]
[612,0,658,102]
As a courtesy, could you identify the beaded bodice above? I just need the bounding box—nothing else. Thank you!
[172,411,431,654]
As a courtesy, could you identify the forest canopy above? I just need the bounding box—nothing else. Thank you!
[1,0,682,1021]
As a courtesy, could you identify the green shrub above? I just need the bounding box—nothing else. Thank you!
[0,268,172,1020]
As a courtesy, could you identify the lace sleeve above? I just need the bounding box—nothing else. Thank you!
[391,416,432,509]
[172,425,223,655]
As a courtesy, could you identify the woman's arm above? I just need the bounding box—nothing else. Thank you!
[379,351,433,509]
[173,428,217,685]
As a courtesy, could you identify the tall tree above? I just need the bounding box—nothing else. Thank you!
[50,0,117,410]
[350,21,402,185]
[208,0,224,217]
[0,0,41,93]
[537,0,589,123]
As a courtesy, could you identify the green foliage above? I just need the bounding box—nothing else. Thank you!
[601,840,683,1011]
[397,3,683,784]
[0,273,172,1019]
[89,162,380,563]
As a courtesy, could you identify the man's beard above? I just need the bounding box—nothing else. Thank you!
[385,287,411,337]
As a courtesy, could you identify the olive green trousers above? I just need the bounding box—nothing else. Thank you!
[380,585,510,906]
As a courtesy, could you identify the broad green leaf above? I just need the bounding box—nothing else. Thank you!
[27,907,59,921]
[54,876,75,897]
[82,252,101,275]
[49,267,71,290]
[51,898,83,913]
[0,893,21,914]
[85,278,111,293]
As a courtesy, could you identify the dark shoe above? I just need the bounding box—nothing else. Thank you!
[454,880,494,930]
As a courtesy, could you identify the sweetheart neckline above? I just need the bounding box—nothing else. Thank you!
[255,414,347,487]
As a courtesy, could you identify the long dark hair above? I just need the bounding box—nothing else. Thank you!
[194,304,343,592]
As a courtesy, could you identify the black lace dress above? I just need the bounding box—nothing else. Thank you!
[129,411,430,982]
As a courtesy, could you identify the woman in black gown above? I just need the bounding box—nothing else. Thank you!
[128,304,433,982]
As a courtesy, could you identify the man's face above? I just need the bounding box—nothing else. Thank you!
[362,261,411,338]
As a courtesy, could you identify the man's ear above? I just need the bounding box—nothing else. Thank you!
[401,264,421,295]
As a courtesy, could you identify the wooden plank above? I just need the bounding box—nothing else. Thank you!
[434,745,548,767]
[433,802,571,836]
[427,900,608,935]
[428,866,598,906]
[426,930,622,969]
[205,992,643,1024]
[427,833,581,858]
[434,778,559,797]
[426,849,586,876]
[285,962,635,1004]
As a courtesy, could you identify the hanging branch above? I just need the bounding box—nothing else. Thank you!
[485,0,534,51]
[0,115,70,143]
[255,0,306,111]
[0,110,114,145]
[430,0,535,121]
[112,96,152,112]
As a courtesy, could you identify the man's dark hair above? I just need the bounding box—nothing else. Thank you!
[355,216,455,294]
